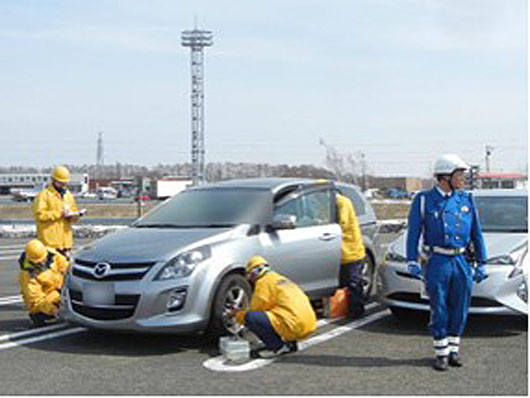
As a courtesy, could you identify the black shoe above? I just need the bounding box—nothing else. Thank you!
[348,306,365,320]
[433,356,449,371]
[29,313,56,327]
[286,341,298,353]
[448,352,463,367]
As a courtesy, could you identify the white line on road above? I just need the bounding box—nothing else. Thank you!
[0,295,22,306]
[0,295,22,302]
[0,255,20,260]
[0,322,69,343]
[0,326,86,351]
[0,245,25,250]
[0,298,22,306]
[0,249,23,254]
[203,306,390,372]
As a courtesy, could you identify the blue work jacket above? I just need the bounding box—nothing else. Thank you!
[406,187,487,264]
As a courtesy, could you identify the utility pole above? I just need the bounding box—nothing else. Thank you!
[485,145,493,172]
[360,152,367,191]
[468,165,480,190]
[96,131,104,179]
[181,26,213,186]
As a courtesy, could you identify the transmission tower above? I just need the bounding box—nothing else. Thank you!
[181,27,213,185]
[96,131,104,178]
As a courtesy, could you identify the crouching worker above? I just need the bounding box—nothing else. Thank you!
[18,239,69,327]
[234,256,317,358]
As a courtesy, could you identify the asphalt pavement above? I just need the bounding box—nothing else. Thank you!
[0,238,527,395]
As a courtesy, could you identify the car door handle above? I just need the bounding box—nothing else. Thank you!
[319,233,337,241]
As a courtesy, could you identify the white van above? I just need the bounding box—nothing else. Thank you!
[97,187,118,200]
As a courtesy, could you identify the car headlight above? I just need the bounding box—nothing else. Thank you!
[486,245,528,268]
[384,248,406,263]
[154,246,211,281]
[486,255,516,266]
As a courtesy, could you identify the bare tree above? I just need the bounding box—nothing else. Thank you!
[319,138,362,184]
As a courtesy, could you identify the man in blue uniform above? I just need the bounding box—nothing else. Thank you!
[406,154,488,371]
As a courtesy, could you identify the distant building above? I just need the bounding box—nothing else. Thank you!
[0,173,89,195]
[368,176,429,194]
[149,176,192,199]
[475,172,527,189]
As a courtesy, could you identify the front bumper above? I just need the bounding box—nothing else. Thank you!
[61,274,210,334]
[377,261,526,316]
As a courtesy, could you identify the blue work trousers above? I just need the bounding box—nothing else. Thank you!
[245,311,284,351]
[425,254,473,340]
[339,260,365,315]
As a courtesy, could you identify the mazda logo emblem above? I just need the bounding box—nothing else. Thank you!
[93,262,111,279]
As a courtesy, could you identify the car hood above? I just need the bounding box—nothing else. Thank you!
[389,231,528,259]
[75,226,235,263]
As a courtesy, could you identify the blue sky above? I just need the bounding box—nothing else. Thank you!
[0,0,526,176]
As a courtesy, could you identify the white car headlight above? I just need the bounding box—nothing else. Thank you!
[486,255,516,266]
[384,248,406,263]
[487,245,527,268]
[154,246,211,281]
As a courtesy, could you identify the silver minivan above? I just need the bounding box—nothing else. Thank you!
[62,178,381,335]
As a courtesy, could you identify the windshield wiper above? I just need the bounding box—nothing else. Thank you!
[135,223,236,229]
[134,223,182,228]
[483,228,528,233]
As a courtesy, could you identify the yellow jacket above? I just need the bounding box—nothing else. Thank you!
[337,193,366,264]
[18,249,69,315]
[33,185,79,250]
[236,271,317,342]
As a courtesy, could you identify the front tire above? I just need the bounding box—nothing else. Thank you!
[361,254,375,301]
[207,273,251,338]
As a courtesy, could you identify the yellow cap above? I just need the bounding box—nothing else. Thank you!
[51,165,70,183]
[25,239,48,263]
[246,255,268,275]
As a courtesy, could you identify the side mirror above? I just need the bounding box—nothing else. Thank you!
[271,214,296,230]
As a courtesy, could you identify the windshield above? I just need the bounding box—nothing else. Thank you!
[133,188,272,227]
[475,196,527,233]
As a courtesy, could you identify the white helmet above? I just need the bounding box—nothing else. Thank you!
[433,154,470,176]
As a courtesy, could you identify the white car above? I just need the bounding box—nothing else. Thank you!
[97,187,118,200]
[377,189,528,317]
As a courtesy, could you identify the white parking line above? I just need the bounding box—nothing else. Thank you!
[203,306,390,372]
[0,322,69,343]
[0,255,20,260]
[0,295,22,302]
[0,249,23,254]
[0,327,86,351]
[0,296,22,306]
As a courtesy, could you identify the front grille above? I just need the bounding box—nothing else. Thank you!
[387,292,503,308]
[72,259,156,281]
[69,289,140,320]
[470,297,503,307]
[71,302,136,320]
[69,289,83,301]
[387,292,429,304]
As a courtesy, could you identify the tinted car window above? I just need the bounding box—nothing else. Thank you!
[275,190,333,228]
[475,196,527,233]
[134,188,272,227]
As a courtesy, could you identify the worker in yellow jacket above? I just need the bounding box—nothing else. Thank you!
[33,165,84,260]
[336,192,367,319]
[234,256,317,358]
[18,239,70,326]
